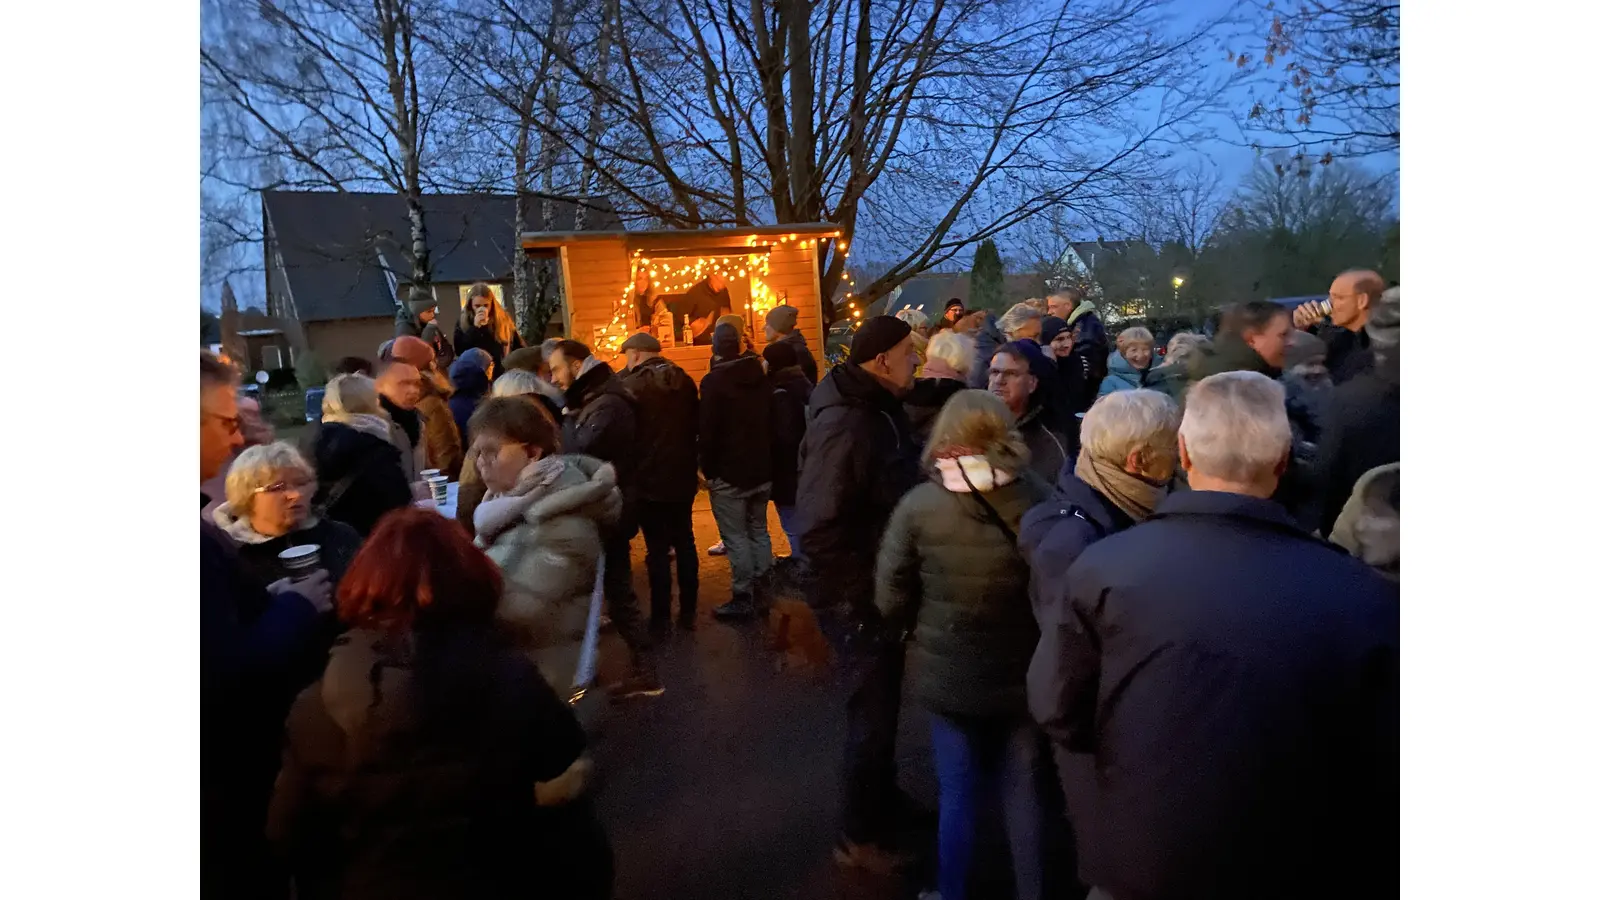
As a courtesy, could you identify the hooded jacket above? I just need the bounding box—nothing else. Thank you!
[474,455,621,694]
[794,362,920,611]
[211,505,364,591]
[1097,350,1150,396]
[309,421,414,536]
[561,361,640,502]
[875,458,1049,719]
[1066,300,1109,391]
[417,377,463,480]
[768,364,813,505]
[446,357,491,446]
[267,624,607,900]
[774,330,819,385]
[698,352,773,490]
[620,355,700,503]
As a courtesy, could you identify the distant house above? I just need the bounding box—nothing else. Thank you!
[867,271,1050,318]
[262,191,622,366]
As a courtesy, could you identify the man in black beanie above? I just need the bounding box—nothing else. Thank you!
[793,315,924,872]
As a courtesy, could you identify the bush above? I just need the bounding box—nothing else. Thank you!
[294,350,329,388]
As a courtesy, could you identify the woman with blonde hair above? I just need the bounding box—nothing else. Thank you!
[213,441,364,590]
[876,389,1049,900]
[1098,326,1156,396]
[905,330,977,445]
[454,281,526,374]
[306,373,414,535]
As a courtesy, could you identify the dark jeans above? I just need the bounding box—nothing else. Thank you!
[637,499,699,624]
[603,522,652,663]
[817,606,907,845]
[928,714,1045,900]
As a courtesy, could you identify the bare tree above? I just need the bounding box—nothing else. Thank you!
[201,0,452,323]
[1234,0,1399,167]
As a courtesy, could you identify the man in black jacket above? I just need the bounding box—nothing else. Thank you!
[1292,268,1386,384]
[1056,370,1399,900]
[763,304,819,385]
[700,323,776,620]
[200,351,332,899]
[793,316,923,873]
[548,340,662,699]
[619,332,702,634]
[676,272,733,345]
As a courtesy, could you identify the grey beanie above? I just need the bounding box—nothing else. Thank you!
[765,305,799,334]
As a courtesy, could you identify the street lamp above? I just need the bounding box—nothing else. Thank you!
[1171,274,1184,306]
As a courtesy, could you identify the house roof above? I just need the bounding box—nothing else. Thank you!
[870,272,1050,317]
[263,191,621,322]
[1067,240,1150,274]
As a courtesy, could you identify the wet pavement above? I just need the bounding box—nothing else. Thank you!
[587,494,942,900]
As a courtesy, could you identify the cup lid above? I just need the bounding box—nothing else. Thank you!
[278,544,321,560]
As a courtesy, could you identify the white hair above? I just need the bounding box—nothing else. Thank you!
[1080,389,1180,468]
[225,441,315,514]
[895,307,930,330]
[493,369,555,399]
[997,303,1042,338]
[323,373,382,417]
[1179,371,1291,483]
[924,330,977,376]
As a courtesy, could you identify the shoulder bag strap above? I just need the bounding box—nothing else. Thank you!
[956,463,1019,546]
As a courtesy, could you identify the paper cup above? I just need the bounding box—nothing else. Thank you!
[420,468,441,481]
[278,544,322,574]
[427,476,449,504]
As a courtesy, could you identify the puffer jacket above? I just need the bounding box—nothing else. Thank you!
[474,455,621,694]
[621,355,699,503]
[446,357,491,444]
[1096,350,1150,396]
[875,458,1049,719]
[267,624,609,900]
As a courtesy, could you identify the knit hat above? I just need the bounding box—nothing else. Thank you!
[849,316,913,365]
[765,305,799,334]
[406,287,436,317]
[712,323,743,359]
[716,313,747,335]
[944,298,965,312]
[457,347,494,373]
[1039,316,1068,346]
[762,340,799,371]
[390,335,436,371]
[620,332,662,353]
[502,347,544,373]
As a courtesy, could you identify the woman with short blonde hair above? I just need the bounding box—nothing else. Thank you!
[1099,326,1158,397]
[213,441,363,589]
[877,388,1047,900]
[906,330,979,445]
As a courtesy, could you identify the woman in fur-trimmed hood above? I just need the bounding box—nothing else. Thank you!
[467,396,622,697]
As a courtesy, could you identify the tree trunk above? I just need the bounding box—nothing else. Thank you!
[379,0,430,312]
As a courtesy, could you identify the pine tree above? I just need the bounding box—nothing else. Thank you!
[969,239,1005,312]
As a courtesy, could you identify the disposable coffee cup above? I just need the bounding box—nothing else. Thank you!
[1315,299,1333,316]
[278,544,322,575]
[428,475,449,504]
[420,468,441,480]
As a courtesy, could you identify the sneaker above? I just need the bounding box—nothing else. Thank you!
[713,594,758,620]
[609,670,665,700]
[832,838,914,875]
[708,540,727,556]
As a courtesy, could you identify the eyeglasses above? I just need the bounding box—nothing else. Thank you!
[253,479,314,496]
[204,412,241,435]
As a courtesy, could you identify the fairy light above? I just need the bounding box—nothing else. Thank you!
[597,249,780,354]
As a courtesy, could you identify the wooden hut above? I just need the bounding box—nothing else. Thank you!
[520,223,844,384]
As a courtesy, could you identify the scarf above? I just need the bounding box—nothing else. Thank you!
[473,455,569,542]
[321,412,394,442]
[932,452,1015,493]
[1075,451,1168,522]
[212,502,319,545]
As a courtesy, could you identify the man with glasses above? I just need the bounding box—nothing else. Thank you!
[1291,269,1386,384]
[200,351,332,899]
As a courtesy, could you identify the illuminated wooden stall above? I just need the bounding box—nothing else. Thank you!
[521,223,844,384]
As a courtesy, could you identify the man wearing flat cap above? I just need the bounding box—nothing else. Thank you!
[793,315,924,872]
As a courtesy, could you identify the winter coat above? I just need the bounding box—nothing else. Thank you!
[1318,323,1374,385]
[774,330,819,385]
[903,376,967,450]
[1052,350,1097,418]
[378,397,424,483]
[698,352,774,490]
[875,462,1049,719]
[267,624,609,900]
[620,355,700,503]
[452,320,526,377]
[201,504,326,899]
[309,421,414,536]
[211,506,364,591]
[1096,350,1150,396]
[768,364,812,506]
[416,383,463,480]
[1141,359,1190,402]
[446,357,491,446]
[1052,490,1399,900]
[1329,462,1399,580]
[560,362,640,507]
[1315,362,1400,537]
[475,455,620,693]
[1017,403,1071,485]
[1066,301,1109,392]
[794,362,921,612]
[966,317,1007,388]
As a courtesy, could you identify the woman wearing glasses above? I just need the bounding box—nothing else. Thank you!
[211,441,363,591]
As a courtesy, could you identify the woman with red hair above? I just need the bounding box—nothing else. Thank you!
[266,508,611,899]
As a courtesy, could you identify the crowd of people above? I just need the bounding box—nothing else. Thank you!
[201,271,1399,899]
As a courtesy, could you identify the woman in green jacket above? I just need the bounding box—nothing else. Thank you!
[875,389,1050,900]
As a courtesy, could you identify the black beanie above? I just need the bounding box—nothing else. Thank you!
[762,340,799,371]
[1040,316,1068,346]
[849,315,912,364]
[712,322,742,359]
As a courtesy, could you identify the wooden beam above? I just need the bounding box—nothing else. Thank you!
[521,221,843,250]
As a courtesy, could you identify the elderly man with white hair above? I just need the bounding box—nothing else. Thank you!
[967,301,1044,388]
[1038,370,1399,900]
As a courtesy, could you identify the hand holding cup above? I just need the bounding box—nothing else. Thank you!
[1293,300,1330,331]
[268,569,333,614]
